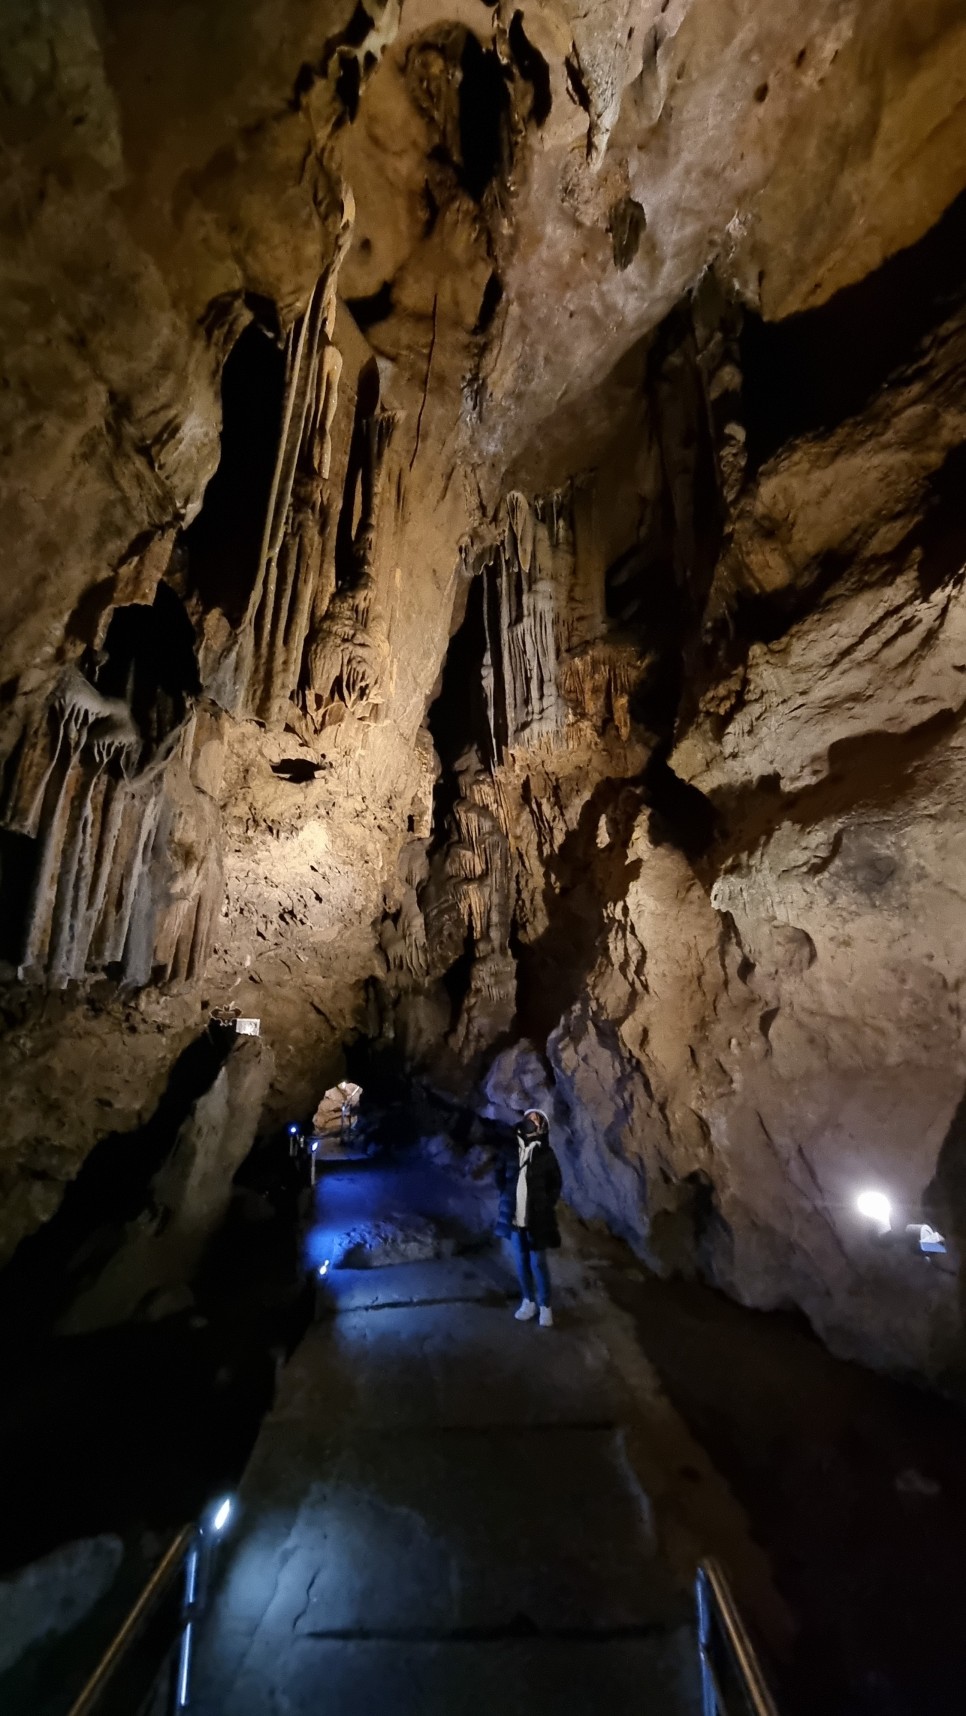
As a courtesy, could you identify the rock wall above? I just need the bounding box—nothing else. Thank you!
[383,260,966,1381]
[0,0,479,1261]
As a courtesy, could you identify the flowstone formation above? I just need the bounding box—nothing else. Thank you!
[1,0,966,1375]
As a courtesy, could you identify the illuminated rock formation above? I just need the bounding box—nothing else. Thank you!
[1,0,965,1379]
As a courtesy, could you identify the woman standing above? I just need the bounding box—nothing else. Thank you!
[495,1108,563,1327]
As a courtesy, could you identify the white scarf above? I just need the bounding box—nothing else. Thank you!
[514,1138,539,1228]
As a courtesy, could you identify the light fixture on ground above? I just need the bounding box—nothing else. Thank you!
[856,1189,893,1234]
[209,1496,233,1535]
[318,1259,330,1277]
[906,1222,947,1255]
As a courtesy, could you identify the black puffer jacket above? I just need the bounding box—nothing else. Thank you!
[495,1130,563,1251]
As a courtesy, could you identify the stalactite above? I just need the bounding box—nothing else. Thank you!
[306,410,398,727]
[92,788,158,973]
[1,659,220,991]
[46,762,105,985]
[560,644,639,739]
[230,198,355,724]
[240,278,327,720]
[79,775,126,966]
[482,491,565,757]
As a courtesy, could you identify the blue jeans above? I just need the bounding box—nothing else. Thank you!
[511,1228,551,1307]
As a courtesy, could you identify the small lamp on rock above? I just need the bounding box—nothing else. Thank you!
[856,1189,893,1235]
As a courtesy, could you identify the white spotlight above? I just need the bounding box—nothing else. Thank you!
[210,1496,233,1534]
[856,1190,893,1232]
[318,1259,330,1278]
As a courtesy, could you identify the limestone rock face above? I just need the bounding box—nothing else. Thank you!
[379,261,966,1380]
[0,1535,124,1678]
[1,1,965,1380]
[59,1033,275,1332]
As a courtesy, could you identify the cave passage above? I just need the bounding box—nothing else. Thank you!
[4,4,966,1715]
[190,1153,704,1716]
[177,1145,966,1716]
[5,1112,966,1716]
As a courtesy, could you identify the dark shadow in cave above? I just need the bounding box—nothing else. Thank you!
[93,583,201,758]
[741,187,966,475]
[441,925,477,1031]
[924,1084,966,1390]
[458,31,509,201]
[270,755,325,783]
[508,9,552,127]
[426,574,493,834]
[725,544,852,654]
[514,776,643,1047]
[345,279,394,332]
[0,1118,312,1581]
[473,268,504,336]
[910,442,966,599]
[0,829,35,965]
[333,355,381,593]
[709,707,961,871]
[0,1026,234,1349]
[605,300,727,745]
[608,1243,966,1716]
[605,533,683,733]
[183,321,286,625]
[644,751,717,861]
[405,577,495,1036]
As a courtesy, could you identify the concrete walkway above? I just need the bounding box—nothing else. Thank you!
[193,1160,702,1715]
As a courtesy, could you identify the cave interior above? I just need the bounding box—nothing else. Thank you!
[1,2,966,1712]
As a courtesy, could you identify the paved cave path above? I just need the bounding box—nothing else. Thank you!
[192,1158,706,1715]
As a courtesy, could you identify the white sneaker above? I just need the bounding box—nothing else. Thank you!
[515,1299,537,1321]
[538,1306,554,1328]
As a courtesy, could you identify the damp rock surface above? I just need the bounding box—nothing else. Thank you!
[333,1211,457,1269]
[0,1535,124,1677]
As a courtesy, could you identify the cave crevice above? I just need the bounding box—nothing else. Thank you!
[741,187,966,473]
[183,321,286,626]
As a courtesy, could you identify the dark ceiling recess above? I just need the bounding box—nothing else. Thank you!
[458,31,509,199]
[913,443,966,599]
[95,583,200,757]
[610,197,647,270]
[428,575,492,771]
[741,187,966,473]
[271,756,324,782]
[474,270,504,335]
[346,279,394,331]
[427,575,493,842]
[334,356,381,594]
[335,52,362,120]
[183,321,285,625]
[509,11,552,126]
[292,2,374,101]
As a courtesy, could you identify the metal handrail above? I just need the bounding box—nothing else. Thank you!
[696,1559,780,1716]
[65,1524,195,1716]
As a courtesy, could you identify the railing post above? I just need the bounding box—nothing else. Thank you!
[696,1566,719,1716]
[66,1526,195,1716]
[695,1559,780,1716]
[172,1535,202,1711]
